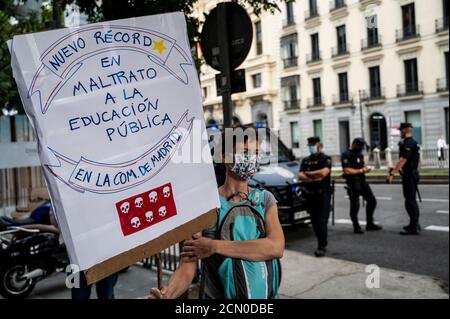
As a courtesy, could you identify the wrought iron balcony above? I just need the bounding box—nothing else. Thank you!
[304,8,320,21]
[437,78,449,93]
[284,99,301,111]
[397,81,424,97]
[307,97,324,108]
[283,56,298,69]
[332,44,349,58]
[332,93,353,106]
[396,25,420,42]
[361,35,382,51]
[330,0,346,12]
[361,88,386,102]
[306,51,322,64]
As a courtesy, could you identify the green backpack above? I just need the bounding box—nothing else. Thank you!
[215,188,282,299]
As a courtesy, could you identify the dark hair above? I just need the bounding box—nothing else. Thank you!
[221,125,259,159]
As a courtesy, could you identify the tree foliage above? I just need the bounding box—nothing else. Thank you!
[0,1,47,113]
[1,0,290,112]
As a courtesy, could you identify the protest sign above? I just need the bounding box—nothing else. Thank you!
[10,12,219,283]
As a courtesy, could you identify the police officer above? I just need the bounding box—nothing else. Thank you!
[387,123,421,235]
[341,138,382,234]
[299,137,332,257]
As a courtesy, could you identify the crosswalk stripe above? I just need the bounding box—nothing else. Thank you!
[421,199,449,203]
[335,219,366,225]
[425,226,449,232]
[436,210,449,214]
[344,196,392,200]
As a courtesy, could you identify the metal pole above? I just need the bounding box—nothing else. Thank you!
[359,90,365,139]
[217,3,233,127]
[155,253,163,290]
[52,0,62,29]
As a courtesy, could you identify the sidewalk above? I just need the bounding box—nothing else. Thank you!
[279,250,449,299]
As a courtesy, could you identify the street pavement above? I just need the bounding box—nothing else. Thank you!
[1,184,447,299]
[285,184,449,282]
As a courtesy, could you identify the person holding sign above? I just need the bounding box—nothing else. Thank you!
[149,128,285,299]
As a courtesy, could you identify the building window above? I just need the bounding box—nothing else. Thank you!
[445,108,449,143]
[285,1,295,26]
[310,0,318,16]
[313,119,323,142]
[338,72,349,103]
[281,34,298,69]
[405,110,422,145]
[367,14,379,47]
[313,78,322,105]
[444,0,449,28]
[202,87,208,99]
[446,51,449,90]
[255,21,263,55]
[335,25,347,56]
[331,0,346,11]
[404,58,419,93]
[311,33,320,61]
[369,66,382,98]
[401,3,417,38]
[281,75,300,110]
[290,122,300,148]
[252,73,262,88]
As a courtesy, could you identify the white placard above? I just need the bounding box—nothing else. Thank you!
[10,12,219,270]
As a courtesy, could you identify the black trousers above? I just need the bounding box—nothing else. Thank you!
[402,174,420,227]
[347,179,377,226]
[306,191,331,249]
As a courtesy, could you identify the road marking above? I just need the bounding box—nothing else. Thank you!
[344,196,392,200]
[335,219,366,225]
[425,225,449,232]
[421,199,449,203]
[436,210,449,214]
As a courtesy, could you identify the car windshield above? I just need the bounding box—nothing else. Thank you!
[258,129,292,165]
[207,127,294,165]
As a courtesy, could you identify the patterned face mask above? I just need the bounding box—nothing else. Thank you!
[231,153,260,180]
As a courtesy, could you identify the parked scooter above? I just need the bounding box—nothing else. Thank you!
[0,217,69,299]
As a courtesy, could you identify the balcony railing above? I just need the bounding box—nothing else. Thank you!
[332,93,353,106]
[306,51,322,64]
[283,56,298,69]
[397,81,424,97]
[332,44,349,58]
[435,18,449,33]
[330,0,346,12]
[361,88,386,102]
[307,97,324,108]
[396,25,420,42]
[361,35,382,51]
[283,17,296,28]
[284,99,301,111]
[437,78,449,93]
[304,8,320,21]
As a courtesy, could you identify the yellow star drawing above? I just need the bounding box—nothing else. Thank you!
[153,40,167,54]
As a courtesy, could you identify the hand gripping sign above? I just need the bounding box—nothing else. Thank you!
[10,13,219,284]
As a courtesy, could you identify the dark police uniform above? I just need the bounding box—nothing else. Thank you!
[300,152,332,249]
[399,136,421,229]
[341,149,377,230]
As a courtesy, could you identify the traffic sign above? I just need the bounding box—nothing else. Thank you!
[200,2,253,71]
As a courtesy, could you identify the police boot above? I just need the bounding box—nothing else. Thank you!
[366,223,382,231]
[353,223,364,234]
[314,247,327,258]
[400,224,421,235]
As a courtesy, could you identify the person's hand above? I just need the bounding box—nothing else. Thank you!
[365,166,372,173]
[386,175,394,184]
[148,286,173,299]
[181,233,217,261]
